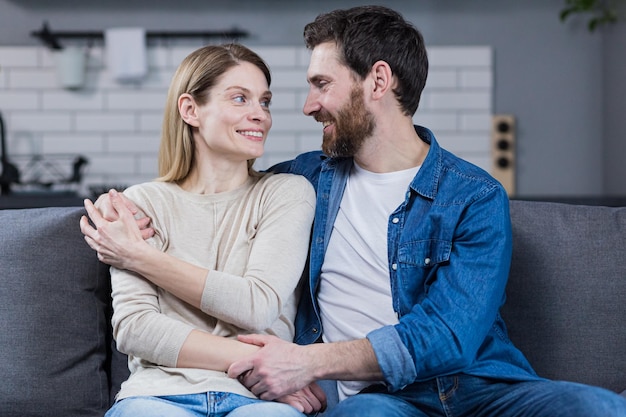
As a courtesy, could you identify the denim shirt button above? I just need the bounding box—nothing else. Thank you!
[392,217,399,224]
[424,257,431,265]
[391,263,398,270]
[312,327,319,334]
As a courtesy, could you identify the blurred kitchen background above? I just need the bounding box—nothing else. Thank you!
[1,0,625,208]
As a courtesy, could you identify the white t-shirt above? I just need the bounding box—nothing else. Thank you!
[318,161,420,400]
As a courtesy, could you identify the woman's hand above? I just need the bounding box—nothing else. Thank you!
[80,189,154,269]
[275,382,327,414]
[93,189,154,240]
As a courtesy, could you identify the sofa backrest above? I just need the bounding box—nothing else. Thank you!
[503,200,626,394]
[0,206,128,417]
[0,200,623,416]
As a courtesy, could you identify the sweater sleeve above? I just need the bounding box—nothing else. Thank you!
[110,266,193,367]
[109,184,195,367]
[199,174,316,333]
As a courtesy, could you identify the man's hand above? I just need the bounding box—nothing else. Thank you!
[80,189,153,268]
[228,334,316,400]
[275,383,327,414]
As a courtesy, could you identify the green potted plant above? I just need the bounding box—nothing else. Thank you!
[560,0,620,31]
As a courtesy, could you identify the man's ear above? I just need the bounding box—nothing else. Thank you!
[178,93,200,127]
[369,60,394,100]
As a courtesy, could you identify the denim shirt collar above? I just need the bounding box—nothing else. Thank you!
[410,125,441,201]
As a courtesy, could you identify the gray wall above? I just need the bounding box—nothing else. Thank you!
[1,0,624,197]
[603,21,626,195]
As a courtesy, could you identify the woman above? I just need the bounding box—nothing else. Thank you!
[80,44,322,417]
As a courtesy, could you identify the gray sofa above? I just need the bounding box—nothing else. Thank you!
[0,200,624,416]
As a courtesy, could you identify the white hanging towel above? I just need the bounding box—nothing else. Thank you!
[104,27,147,82]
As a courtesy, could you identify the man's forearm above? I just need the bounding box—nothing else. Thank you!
[306,338,383,382]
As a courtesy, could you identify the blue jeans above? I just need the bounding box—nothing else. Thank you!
[106,392,305,417]
[324,375,626,417]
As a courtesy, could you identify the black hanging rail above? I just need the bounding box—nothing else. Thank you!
[31,21,249,50]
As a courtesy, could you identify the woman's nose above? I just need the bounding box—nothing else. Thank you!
[250,102,269,122]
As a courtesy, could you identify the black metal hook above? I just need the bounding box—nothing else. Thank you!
[31,21,64,50]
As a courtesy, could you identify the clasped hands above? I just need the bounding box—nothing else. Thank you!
[80,189,154,269]
[229,333,326,414]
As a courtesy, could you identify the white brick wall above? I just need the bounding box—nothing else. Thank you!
[0,44,492,197]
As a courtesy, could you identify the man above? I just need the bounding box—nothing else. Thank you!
[225,5,626,417]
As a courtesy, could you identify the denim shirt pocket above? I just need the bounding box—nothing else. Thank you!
[397,239,451,268]
[396,239,452,312]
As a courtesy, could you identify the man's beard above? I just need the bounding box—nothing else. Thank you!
[318,86,376,158]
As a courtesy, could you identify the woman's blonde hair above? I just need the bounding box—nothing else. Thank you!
[156,44,271,182]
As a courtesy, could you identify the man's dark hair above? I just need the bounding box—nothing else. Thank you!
[304,5,428,116]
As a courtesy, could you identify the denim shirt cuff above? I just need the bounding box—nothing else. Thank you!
[366,325,417,391]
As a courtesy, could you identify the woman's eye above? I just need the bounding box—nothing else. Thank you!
[233,95,246,103]
[261,98,271,108]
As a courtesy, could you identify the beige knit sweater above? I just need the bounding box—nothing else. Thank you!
[111,172,315,400]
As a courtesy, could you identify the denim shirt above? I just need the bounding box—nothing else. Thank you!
[270,126,540,392]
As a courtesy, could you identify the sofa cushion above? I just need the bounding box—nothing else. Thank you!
[0,207,117,417]
[502,200,626,393]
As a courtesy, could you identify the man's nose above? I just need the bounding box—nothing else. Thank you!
[302,90,320,116]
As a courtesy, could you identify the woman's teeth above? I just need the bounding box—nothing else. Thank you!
[239,131,263,138]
